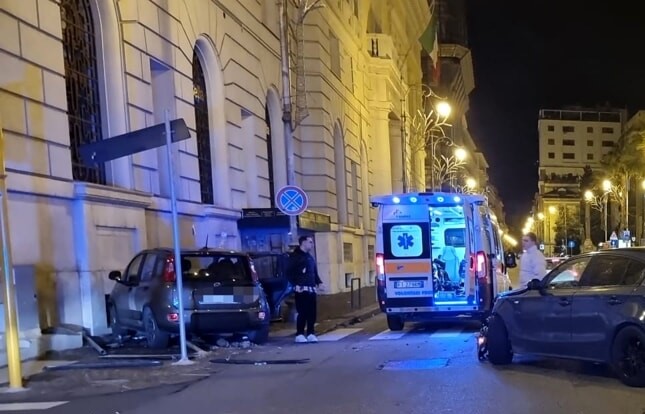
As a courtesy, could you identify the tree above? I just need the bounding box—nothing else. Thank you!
[601,128,645,229]
[279,0,324,244]
[552,205,583,255]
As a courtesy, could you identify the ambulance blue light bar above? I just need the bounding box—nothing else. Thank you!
[369,192,487,206]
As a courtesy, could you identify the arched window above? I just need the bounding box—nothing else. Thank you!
[192,48,214,205]
[60,0,105,184]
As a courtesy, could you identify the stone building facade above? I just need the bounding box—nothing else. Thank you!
[0,0,432,349]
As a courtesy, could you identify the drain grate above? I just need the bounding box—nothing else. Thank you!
[378,358,449,371]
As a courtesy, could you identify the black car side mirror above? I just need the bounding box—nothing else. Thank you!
[527,278,543,291]
[504,253,517,269]
[108,271,122,281]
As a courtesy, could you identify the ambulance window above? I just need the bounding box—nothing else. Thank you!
[491,224,502,256]
[383,223,430,259]
[444,228,465,247]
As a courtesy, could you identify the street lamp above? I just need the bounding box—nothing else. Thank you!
[603,179,612,192]
[454,147,467,161]
[436,101,452,119]
[548,205,557,215]
[465,177,477,191]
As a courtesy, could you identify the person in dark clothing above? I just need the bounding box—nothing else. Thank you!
[287,235,323,343]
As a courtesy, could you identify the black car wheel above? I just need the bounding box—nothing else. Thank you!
[142,307,170,349]
[611,326,645,387]
[108,304,128,339]
[485,314,513,365]
[387,315,404,331]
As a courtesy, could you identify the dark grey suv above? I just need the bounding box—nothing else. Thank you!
[479,248,645,387]
[107,248,272,348]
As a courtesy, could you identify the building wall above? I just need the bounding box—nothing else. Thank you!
[538,109,623,175]
[0,0,431,335]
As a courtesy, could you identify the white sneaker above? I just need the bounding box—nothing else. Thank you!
[306,334,318,343]
[295,334,308,343]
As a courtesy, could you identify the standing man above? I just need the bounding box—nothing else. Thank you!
[287,235,323,343]
[519,232,546,287]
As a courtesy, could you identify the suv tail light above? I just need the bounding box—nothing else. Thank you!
[163,256,176,283]
[376,253,385,286]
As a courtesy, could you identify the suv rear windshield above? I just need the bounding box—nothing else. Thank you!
[181,253,253,285]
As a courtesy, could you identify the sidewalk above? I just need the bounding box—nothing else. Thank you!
[0,302,381,403]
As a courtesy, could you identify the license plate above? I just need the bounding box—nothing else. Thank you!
[200,295,234,304]
[394,280,423,289]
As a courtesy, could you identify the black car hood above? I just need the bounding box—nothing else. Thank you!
[497,287,529,300]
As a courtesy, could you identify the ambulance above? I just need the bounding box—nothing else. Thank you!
[370,191,515,331]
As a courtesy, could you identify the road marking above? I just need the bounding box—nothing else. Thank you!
[316,328,363,341]
[368,328,411,341]
[0,402,68,411]
[431,328,464,338]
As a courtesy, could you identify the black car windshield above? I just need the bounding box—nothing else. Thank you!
[181,254,253,285]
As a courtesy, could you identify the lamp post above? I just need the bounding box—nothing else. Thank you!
[583,190,594,252]
[548,205,557,255]
[401,84,451,192]
[603,179,612,241]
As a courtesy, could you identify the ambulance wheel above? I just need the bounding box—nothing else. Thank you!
[486,314,513,365]
[387,315,404,331]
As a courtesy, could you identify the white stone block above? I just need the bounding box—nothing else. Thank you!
[48,144,72,179]
[138,0,160,33]
[37,0,63,39]
[42,70,66,110]
[19,22,64,74]
[0,0,38,26]
[123,42,143,78]
[0,91,26,134]
[117,0,139,21]
[0,12,20,55]
[4,131,50,175]
[122,22,146,50]
[25,101,69,146]
[0,51,45,102]
[126,74,153,112]
[145,28,175,68]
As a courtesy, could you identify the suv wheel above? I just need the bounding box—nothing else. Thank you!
[142,307,170,349]
[486,314,513,365]
[611,326,645,387]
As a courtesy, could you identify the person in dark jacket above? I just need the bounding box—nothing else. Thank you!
[287,235,323,343]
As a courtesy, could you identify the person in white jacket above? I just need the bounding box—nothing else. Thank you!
[519,232,546,287]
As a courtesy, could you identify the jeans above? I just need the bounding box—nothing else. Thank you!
[295,291,317,336]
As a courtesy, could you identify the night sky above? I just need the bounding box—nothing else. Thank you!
[465,1,645,231]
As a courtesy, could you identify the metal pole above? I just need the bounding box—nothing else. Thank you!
[401,104,407,193]
[280,0,298,245]
[164,110,192,365]
[0,127,23,389]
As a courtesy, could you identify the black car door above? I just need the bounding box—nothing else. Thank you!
[571,255,645,360]
[507,256,591,356]
[112,253,145,327]
[254,253,292,320]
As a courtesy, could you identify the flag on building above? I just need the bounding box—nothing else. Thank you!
[419,9,440,82]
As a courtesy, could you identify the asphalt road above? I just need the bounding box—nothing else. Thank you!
[8,314,645,414]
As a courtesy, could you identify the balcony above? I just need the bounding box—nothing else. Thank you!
[367,33,398,62]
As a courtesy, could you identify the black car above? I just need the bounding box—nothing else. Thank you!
[478,248,645,387]
[107,248,289,348]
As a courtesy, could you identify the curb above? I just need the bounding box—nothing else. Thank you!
[317,304,381,335]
